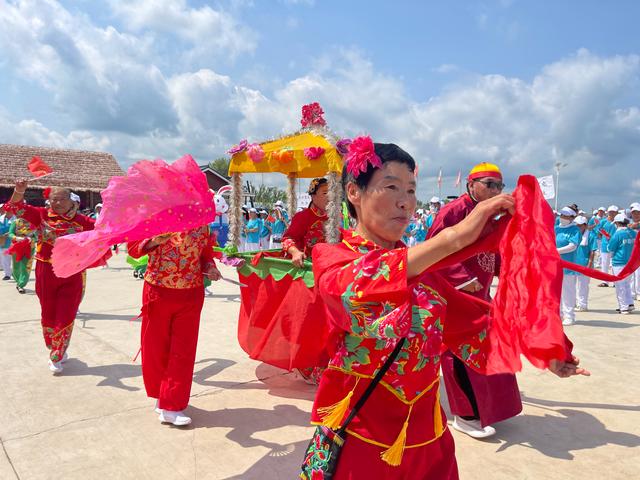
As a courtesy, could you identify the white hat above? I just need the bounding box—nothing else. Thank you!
[429,196,441,204]
[95,203,103,209]
[416,208,424,215]
[592,209,598,215]
[560,207,577,217]
[574,216,588,225]
[598,206,606,211]
[614,213,627,223]
[607,205,619,212]
[70,193,80,203]
[275,200,284,207]
[249,207,257,213]
[578,210,585,215]
[632,204,640,212]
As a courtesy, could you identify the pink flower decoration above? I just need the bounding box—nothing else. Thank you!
[227,139,248,155]
[304,146,325,160]
[247,143,264,163]
[300,102,327,128]
[345,136,381,177]
[336,138,352,156]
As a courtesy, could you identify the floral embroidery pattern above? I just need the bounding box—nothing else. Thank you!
[300,426,343,479]
[329,231,487,402]
[144,226,214,289]
[44,323,73,362]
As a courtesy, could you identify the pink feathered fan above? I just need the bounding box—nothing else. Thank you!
[52,155,216,278]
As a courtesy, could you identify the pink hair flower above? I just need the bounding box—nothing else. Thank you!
[304,146,325,160]
[227,139,248,155]
[345,136,381,177]
[300,102,327,128]
[247,143,265,163]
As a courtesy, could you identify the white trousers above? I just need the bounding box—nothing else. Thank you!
[561,274,577,322]
[245,242,260,252]
[0,248,12,277]
[576,275,590,309]
[599,251,612,285]
[631,268,640,297]
[612,265,633,311]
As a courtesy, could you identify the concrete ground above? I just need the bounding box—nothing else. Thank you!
[0,253,638,480]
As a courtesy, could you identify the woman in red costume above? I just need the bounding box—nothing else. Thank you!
[1,179,94,374]
[302,140,588,479]
[128,228,221,426]
[281,177,329,384]
[282,177,329,268]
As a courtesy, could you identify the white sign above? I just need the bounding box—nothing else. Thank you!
[537,175,555,200]
[296,193,311,208]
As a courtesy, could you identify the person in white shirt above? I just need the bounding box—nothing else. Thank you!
[629,203,640,301]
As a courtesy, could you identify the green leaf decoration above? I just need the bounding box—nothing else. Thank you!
[235,250,315,287]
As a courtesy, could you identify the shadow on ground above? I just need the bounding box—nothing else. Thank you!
[62,359,142,391]
[493,407,640,459]
[192,358,316,402]
[223,439,308,480]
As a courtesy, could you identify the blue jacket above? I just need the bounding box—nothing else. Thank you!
[607,227,636,266]
[599,219,617,252]
[555,223,582,275]
[0,214,12,249]
[574,230,598,267]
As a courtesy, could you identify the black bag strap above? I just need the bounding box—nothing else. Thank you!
[337,337,406,434]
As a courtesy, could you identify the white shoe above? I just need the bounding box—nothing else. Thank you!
[574,306,588,312]
[204,287,213,296]
[620,310,630,315]
[452,416,496,439]
[48,359,64,374]
[61,352,69,363]
[562,318,575,326]
[158,409,191,426]
[154,400,161,414]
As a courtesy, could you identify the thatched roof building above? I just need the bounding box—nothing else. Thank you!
[0,144,124,208]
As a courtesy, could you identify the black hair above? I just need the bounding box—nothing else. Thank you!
[308,177,328,195]
[342,143,416,219]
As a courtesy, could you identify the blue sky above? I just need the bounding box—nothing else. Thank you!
[1,0,640,209]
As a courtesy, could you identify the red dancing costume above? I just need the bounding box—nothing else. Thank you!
[281,204,328,257]
[1,201,94,363]
[307,230,492,479]
[128,226,217,412]
[427,193,522,427]
[282,204,328,383]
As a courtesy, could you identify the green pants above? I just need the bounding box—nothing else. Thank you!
[12,252,34,288]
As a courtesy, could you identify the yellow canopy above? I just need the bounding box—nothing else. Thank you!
[228,131,343,178]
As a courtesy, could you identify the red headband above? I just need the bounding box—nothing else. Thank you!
[468,171,503,181]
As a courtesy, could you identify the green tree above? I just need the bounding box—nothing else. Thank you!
[250,182,287,207]
[209,157,231,179]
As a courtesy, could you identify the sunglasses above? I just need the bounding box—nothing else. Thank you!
[474,179,505,191]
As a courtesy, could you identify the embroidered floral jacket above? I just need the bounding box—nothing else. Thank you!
[128,226,217,289]
[282,204,327,256]
[310,230,488,461]
[1,200,94,263]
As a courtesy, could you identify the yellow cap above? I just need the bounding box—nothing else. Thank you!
[468,162,502,180]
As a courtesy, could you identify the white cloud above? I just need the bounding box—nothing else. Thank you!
[0,0,177,134]
[0,3,638,209]
[109,0,257,60]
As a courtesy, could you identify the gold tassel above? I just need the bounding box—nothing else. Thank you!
[380,405,413,467]
[434,386,445,436]
[317,379,359,429]
[381,418,409,466]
